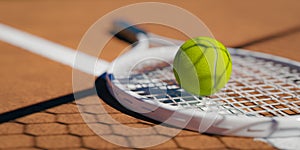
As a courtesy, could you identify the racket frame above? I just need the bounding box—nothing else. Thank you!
[106,21,300,138]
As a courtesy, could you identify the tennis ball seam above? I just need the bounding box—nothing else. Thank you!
[192,47,208,66]
[194,37,232,92]
[194,38,219,91]
[181,40,228,53]
[214,50,232,91]
[181,41,223,93]
[181,41,230,54]
[203,39,219,91]
[180,41,214,68]
[182,43,225,52]
[194,47,215,94]
[212,45,232,90]
[182,43,210,51]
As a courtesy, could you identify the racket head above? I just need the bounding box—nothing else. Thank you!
[105,43,300,137]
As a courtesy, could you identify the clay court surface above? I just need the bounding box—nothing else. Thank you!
[0,0,299,149]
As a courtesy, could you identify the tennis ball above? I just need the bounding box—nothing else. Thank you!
[173,37,232,96]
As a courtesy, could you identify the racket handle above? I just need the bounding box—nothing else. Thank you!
[111,20,147,44]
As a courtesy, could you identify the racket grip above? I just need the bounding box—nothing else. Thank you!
[111,20,147,44]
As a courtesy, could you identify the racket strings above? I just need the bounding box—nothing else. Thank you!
[113,54,300,117]
[116,62,241,115]
[227,55,300,117]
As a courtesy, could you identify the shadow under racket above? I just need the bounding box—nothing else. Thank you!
[0,76,163,127]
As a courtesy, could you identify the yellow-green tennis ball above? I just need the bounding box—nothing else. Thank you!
[173,37,232,96]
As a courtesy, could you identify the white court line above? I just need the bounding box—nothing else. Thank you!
[0,23,109,76]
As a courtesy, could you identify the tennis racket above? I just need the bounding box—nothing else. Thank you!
[1,21,300,138]
[107,21,300,138]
